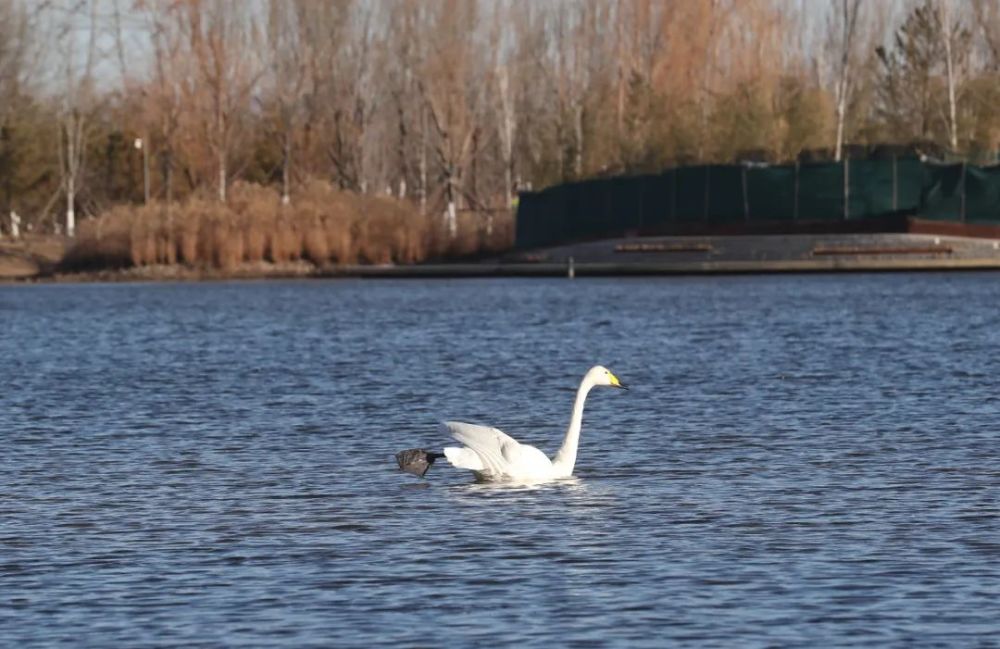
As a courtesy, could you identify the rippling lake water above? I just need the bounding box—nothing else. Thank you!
[3,275,1000,647]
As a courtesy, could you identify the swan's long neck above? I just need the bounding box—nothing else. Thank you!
[551,376,594,476]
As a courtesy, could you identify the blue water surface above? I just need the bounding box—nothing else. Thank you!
[2,274,999,647]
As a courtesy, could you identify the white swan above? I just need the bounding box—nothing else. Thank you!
[395,365,627,482]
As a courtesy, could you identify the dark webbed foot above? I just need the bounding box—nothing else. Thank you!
[395,449,443,477]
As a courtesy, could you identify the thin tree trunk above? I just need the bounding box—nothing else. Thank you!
[573,99,583,177]
[834,84,847,162]
[941,0,958,151]
[162,150,173,206]
[218,152,227,202]
[497,65,515,208]
[282,131,291,205]
[420,105,427,216]
[834,0,860,162]
[505,165,513,207]
[446,170,457,238]
[62,115,81,237]
[66,174,75,237]
[470,129,478,209]
[142,136,150,204]
[616,2,625,140]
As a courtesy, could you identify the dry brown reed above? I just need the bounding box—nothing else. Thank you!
[60,179,514,273]
[62,206,134,271]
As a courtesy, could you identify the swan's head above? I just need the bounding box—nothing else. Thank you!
[588,365,628,390]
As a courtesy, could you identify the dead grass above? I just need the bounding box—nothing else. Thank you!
[61,179,515,273]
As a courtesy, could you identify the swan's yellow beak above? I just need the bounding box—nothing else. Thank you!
[609,372,628,390]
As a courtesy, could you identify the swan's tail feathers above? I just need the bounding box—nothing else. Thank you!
[395,449,444,477]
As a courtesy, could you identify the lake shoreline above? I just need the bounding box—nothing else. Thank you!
[5,232,1000,283]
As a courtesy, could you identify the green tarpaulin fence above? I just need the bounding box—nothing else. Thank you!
[515,158,995,248]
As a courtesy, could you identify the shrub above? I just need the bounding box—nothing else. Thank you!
[61,178,514,271]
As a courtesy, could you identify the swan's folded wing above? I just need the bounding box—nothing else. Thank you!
[441,421,521,476]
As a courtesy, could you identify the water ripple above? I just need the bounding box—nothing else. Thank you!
[2,275,999,647]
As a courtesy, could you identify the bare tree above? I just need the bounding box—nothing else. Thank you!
[49,0,101,237]
[0,0,35,219]
[830,0,862,161]
[496,64,515,207]
[177,0,261,203]
[383,2,420,204]
[937,0,961,151]
[14,0,1000,248]
[0,0,31,131]
[876,0,969,149]
[548,2,604,179]
[416,0,490,236]
[141,5,186,206]
[263,0,313,205]
[338,5,378,194]
[972,0,1000,69]
[303,1,379,193]
[492,1,529,209]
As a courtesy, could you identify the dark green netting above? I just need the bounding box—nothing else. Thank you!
[846,159,924,219]
[747,165,797,220]
[705,165,746,223]
[674,166,709,223]
[607,176,644,232]
[565,179,603,239]
[635,173,669,228]
[884,157,924,213]
[920,164,1000,222]
[965,166,1000,222]
[796,163,846,220]
[920,164,964,221]
[514,184,569,248]
[512,191,541,248]
[569,180,615,239]
[660,169,679,223]
[514,158,999,248]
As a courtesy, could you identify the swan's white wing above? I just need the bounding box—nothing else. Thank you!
[443,446,484,471]
[442,421,553,479]
[442,421,522,477]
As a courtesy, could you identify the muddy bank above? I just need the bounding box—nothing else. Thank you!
[0,237,67,280]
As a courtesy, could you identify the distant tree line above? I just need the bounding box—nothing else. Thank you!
[2,0,1000,238]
